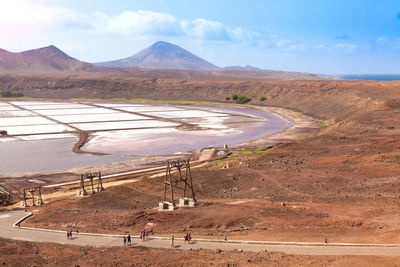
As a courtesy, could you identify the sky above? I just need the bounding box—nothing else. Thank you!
[1,0,400,74]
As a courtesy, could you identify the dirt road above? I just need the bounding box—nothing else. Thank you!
[1,211,399,256]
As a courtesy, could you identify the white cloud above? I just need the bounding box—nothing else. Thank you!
[0,1,80,36]
[0,1,259,43]
[90,10,179,36]
[287,44,306,52]
[371,37,400,50]
[334,43,358,53]
[275,39,291,48]
[180,18,231,40]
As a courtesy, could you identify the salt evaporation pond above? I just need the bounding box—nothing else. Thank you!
[0,101,292,174]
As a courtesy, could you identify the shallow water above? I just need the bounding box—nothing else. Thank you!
[0,138,134,174]
[0,102,292,174]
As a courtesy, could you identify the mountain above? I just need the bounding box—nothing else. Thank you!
[95,41,219,71]
[223,65,275,72]
[0,44,326,80]
[0,45,101,74]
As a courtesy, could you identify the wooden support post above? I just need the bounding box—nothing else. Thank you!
[186,159,196,202]
[30,189,36,206]
[97,171,104,192]
[37,187,44,206]
[90,177,95,194]
[163,164,169,202]
[22,189,28,207]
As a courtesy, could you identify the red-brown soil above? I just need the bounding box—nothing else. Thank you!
[1,237,399,267]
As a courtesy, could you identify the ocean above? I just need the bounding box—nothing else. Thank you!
[339,74,400,81]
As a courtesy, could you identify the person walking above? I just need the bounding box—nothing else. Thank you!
[127,234,131,245]
[123,236,127,245]
[69,229,73,239]
[140,231,143,241]
[171,236,175,248]
[66,230,70,239]
[143,230,146,241]
[184,233,189,244]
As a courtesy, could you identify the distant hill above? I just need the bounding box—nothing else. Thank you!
[95,41,219,71]
[0,44,327,81]
[223,65,274,72]
[0,45,103,74]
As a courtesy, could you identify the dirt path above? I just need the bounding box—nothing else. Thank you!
[1,211,400,256]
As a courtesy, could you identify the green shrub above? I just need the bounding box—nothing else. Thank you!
[0,90,12,97]
[225,96,230,101]
[0,90,24,97]
[259,96,266,101]
[235,95,252,104]
[256,146,272,152]
[232,94,239,100]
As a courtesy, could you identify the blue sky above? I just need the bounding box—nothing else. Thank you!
[1,0,400,74]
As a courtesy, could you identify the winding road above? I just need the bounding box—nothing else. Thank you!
[1,211,400,256]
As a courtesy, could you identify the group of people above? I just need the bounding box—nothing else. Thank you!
[66,229,73,239]
[120,230,193,248]
[123,235,131,245]
[122,231,147,245]
[171,232,192,248]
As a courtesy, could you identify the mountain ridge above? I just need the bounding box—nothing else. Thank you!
[0,43,326,80]
[0,45,99,73]
[223,65,275,72]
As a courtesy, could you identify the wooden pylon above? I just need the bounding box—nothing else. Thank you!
[162,159,196,207]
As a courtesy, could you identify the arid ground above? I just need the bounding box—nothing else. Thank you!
[3,237,400,267]
[2,77,400,265]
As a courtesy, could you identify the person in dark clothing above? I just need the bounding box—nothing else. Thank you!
[127,235,131,245]
[184,233,189,244]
